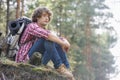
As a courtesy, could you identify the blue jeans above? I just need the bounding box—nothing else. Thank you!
[28,38,70,69]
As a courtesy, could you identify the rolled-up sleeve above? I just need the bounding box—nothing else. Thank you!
[27,23,50,39]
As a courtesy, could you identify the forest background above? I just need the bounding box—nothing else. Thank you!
[0,0,118,80]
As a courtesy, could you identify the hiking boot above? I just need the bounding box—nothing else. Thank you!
[56,64,75,80]
[29,52,42,66]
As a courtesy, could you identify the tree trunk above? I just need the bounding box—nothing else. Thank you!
[82,15,92,80]
[6,0,10,35]
[21,0,24,16]
[84,15,92,71]
[16,0,21,19]
[0,0,2,15]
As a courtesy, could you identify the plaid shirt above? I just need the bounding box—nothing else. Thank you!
[16,22,49,63]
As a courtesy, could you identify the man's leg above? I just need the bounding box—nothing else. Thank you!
[28,38,62,67]
[28,38,45,58]
[29,39,74,80]
[55,43,75,80]
[43,40,62,68]
[55,43,70,68]
[44,40,75,80]
[28,38,46,65]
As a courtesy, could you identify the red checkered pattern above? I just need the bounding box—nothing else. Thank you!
[16,22,49,63]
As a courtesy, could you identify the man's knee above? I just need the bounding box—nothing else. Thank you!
[45,40,54,47]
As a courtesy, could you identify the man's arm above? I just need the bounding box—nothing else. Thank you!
[47,33,70,50]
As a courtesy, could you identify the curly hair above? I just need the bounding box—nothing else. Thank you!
[32,7,52,22]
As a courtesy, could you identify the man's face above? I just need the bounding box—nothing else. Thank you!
[37,12,50,27]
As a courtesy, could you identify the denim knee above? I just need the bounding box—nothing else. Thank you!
[41,40,55,65]
[44,40,55,50]
[43,40,63,68]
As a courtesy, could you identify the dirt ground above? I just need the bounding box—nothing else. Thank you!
[0,58,66,80]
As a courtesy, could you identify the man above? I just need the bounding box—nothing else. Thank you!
[16,7,75,80]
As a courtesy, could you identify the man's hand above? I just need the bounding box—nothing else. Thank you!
[61,38,70,53]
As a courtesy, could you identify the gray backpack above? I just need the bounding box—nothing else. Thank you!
[6,17,32,59]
